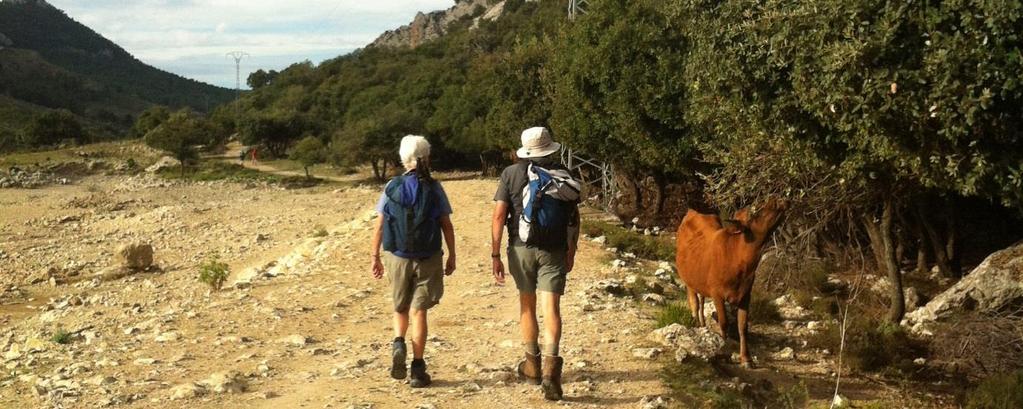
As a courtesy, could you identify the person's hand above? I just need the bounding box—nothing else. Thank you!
[566,250,576,273]
[492,256,505,285]
[445,254,456,276]
[372,256,384,279]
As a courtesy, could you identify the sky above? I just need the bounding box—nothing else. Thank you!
[46,0,454,89]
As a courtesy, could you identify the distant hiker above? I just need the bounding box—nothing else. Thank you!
[370,135,457,388]
[250,146,259,165]
[238,147,248,164]
[491,127,581,401]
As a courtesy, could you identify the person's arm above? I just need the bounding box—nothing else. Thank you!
[491,201,509,284]
[440,215,456,275]
[566,206,580,272]
[370,215,385,279]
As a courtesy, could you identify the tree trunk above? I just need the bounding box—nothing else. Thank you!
[916,246,927,275]
[916,203,952,278]
[864,199,905,323]
[304,166,310,179]
[946,201,961,276]
[371,160,381,181]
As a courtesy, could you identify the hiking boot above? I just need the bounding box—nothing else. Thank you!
[541,355,563,401]
[390,338,407,380]
[410,359,432,388]
[517,351,542,385]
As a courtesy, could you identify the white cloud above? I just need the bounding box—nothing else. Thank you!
[47,0,454,88]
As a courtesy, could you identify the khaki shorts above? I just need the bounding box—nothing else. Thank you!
[384,252,444,312]
[508,245,568,294]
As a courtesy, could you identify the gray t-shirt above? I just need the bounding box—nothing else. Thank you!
[494,156,572,247]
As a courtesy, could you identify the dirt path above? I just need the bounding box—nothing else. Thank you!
[0,172,670,408]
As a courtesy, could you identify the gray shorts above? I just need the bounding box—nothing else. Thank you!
[384,252,444,312]
[507,245,568,294]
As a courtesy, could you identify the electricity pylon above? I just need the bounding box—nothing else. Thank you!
[225,51,250,97]
[568,0,588,20]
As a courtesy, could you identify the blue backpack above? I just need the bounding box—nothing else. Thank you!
[518,162,581,249]
[382,175,442,258]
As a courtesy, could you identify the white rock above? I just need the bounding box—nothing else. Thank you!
[278,334,308,347]
[201,371,247,394]
[906,241,1023,327]
[632,348,662,359]
[771,347,795,361]
[155,332,180,343]
[170,383,205,400]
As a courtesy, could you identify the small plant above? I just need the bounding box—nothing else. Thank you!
[312,225,328,237]
[51,328,72,345]
[966,370,1023,409]
[656,302,698,328]
[198,255,230,291]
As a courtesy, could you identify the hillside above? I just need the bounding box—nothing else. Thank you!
[0,0,234,134]
[369,0,508,49]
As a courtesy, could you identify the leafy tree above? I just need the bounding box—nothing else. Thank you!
[550,0,691,173]
[289,135,327,179]
[143,109,210,176]
[238,111,310,158]
[22,109,86,147]
[131,105,170,138]
[247,69,279,89]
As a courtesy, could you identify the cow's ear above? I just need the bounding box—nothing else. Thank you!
[722,219,745,235]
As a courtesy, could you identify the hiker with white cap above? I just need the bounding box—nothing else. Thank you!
[370,135,457,388]
[491,126,581,401]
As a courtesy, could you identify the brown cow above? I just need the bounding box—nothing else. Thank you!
[675,198,787,367]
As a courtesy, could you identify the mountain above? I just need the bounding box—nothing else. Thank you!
[0,0,235,135]
[369,0,509,49]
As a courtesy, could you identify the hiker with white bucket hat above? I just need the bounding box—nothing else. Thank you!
[491,126,581,401]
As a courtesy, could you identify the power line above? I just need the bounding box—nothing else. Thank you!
[225,51,250,97]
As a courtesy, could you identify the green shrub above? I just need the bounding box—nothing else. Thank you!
[656,302,697,329]
[966,370,1023,409]
[198,255,230,291]
[313,225,328,237]
[583,220,675,261]
[50,328,72,345]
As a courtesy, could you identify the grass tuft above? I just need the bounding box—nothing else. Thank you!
[198,255,230,291]
[656,302,698,328]
[50,329,72,345]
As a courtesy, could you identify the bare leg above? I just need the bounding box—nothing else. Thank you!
[410,308,427,359]
[737,297,752,367]
[540,291,562,354]
[713,297,728,338]
[393,311,409,338]
[519,292,539,345]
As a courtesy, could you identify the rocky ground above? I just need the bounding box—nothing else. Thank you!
[0,149,974,408]
[0,167,677,409]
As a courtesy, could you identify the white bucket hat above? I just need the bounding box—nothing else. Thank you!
[399,135,430,169]
[516,127,561,159]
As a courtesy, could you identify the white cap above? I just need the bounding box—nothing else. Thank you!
[516,127,562,159]
[399,135,431,169]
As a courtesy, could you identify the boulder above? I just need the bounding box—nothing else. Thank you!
[113,243,153,270]
[648,324,726,361]
[905,241,1023,326]
[201,371,247,394]
[145,156,180,173]
[170,382,205,400]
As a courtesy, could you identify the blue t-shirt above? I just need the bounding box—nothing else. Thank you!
[376,175,452,259]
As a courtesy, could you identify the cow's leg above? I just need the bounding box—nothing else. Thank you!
[696,294,705,327]
[686,287,701,326]
[737,295,752,368]
[713,297,727,338]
